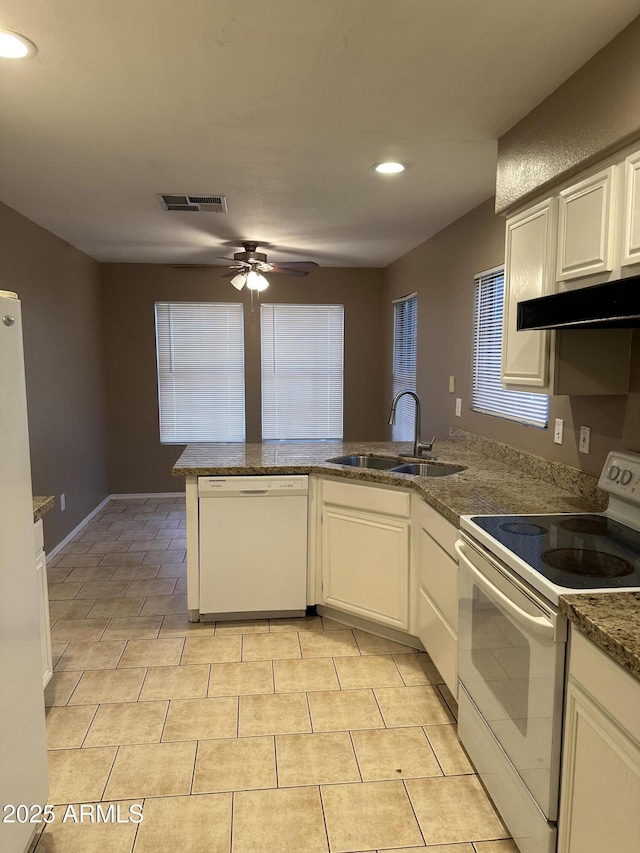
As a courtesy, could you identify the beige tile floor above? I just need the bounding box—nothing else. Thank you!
[31,496,518,853]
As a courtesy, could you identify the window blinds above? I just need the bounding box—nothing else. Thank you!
[261,303,344,441]
[472,269,549,428]
[392,294,418,441]
[155,302,245,443]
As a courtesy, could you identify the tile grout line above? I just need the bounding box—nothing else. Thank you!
[316,783,333,853]
[346,727,364,784]
[370,686,388,729]
[401,777,427,848]
[421,725,448,778]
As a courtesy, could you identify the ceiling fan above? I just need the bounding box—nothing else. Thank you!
[219,242,319,291]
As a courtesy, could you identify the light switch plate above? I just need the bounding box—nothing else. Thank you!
[455,398,462,417]
[554,419,563,445]
[449,375,455,393]
[579,425,591,454]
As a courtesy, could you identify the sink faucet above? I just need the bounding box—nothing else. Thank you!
[387,390,436,458]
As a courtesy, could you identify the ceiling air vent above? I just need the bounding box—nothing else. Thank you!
[158,194,228,213]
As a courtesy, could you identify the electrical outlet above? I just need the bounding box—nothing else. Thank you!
[455,397,462,417]
[579,426,591,454]
[449,375,455,393]
[60,493,66,511]
[554,419,564,445]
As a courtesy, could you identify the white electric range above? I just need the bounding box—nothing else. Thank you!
[455,450,640,853]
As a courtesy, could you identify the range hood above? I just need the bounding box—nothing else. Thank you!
[517,276,640,330]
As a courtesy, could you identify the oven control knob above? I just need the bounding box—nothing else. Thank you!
[608,465,620,481]
[620,469,633,485]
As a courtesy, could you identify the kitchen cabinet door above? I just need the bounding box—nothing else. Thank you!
[414,499,458,698]
[321,506,410,631]
[34,521,53,688]
[622,148,640,268]
[556,166,616,281]
[558,630,640,853]
[502,198,556,390]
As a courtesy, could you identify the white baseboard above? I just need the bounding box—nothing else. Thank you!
[47,494,112,560]
[109,492,185,499]
[47,492,185,559]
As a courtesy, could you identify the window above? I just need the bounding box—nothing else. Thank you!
[472,268,549,428]
[155,302,245,443]
[261,303,344,441]
[391,293,418,441]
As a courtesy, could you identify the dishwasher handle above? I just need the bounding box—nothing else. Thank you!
[455,539,555,640]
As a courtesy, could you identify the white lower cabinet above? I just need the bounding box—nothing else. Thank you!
[317,478,460,690]
[319,479,410,631]
[558,629,640,853]
[34,519,53,687]
[413,497,458,698]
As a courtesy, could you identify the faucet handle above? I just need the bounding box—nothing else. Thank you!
[417,436,436,454]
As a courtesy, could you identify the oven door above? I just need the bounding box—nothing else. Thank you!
[456,535,566,821]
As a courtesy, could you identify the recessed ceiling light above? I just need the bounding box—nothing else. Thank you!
[373,162,406,174]
[0,30,37,59]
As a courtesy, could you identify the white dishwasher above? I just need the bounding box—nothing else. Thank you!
[198,475,309,620]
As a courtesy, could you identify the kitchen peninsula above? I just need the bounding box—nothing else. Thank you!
[173,434,640,667]
[172,436,602,527]
[173,435,610,686]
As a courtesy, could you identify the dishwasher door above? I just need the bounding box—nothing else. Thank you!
[198,475,308,620]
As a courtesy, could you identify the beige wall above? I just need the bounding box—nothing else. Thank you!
[496,16,640,213]
[100,264,385,493]
[383,198,640,476]
[0,202,109,550]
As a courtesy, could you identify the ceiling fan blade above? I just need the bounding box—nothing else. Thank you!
[273,261,319,269]
[170,264,217,269]
[218,256,239,262]
[271,267,309,277]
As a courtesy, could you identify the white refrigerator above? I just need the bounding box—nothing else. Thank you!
[0,291,48,852]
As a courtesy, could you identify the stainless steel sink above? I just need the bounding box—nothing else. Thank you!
[391,462,465,477]
[326,454,403,470]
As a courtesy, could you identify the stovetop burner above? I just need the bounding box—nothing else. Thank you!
[557,517,618,536]
[498,522,549,536]
[541,548,634,577]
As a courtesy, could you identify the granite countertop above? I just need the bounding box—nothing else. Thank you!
[33,495,54,522]
[173,437,640,674]
[559,593,640,682]
[173,439,602,527]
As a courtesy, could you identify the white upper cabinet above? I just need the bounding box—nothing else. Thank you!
[556,166,616,282]
[500,142,640,396]
[502,197,556,390]
[622,149,640,267]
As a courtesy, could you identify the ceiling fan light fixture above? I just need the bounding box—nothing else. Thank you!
[230,273,247,291]
[0,30,37,58]
[246,271,269,291]
[373,161,406,174]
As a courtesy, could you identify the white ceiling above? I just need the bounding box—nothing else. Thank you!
[0,1,638,268]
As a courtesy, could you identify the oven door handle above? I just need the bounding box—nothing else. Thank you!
[455,540,555,639]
